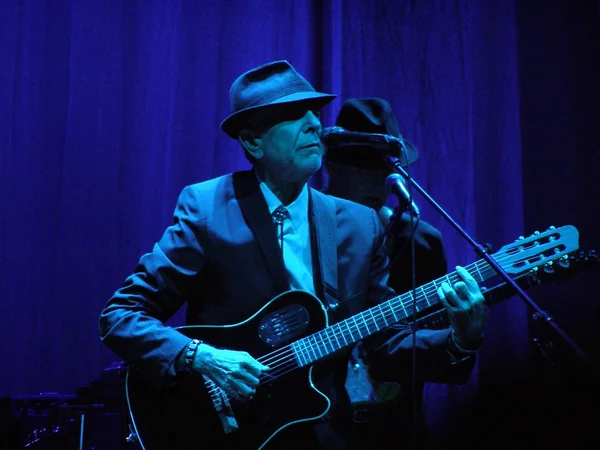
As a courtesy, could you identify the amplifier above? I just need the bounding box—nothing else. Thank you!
[2,392,135,450]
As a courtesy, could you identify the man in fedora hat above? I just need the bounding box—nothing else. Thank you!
[324,97,485,448]
[99,62,487,449]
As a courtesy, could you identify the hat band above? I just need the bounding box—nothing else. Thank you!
[236,79,315,111]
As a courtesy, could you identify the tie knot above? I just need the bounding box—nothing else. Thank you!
[272,205,289,225]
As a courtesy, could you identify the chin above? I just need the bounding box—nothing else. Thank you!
[299,155,322,175]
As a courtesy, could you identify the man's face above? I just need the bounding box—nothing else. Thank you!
[251,106,323,183]
[326,161,389,210]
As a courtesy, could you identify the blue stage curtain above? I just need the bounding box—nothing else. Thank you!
[2,0,598,447]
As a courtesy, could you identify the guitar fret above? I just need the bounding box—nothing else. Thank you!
[294,342,307,366]
[312,333,322,358]
[323,327,336,353]
[399,295,408,317]
[312,335,323,359]
[331,325,341,349]
[361,311,370,334]
[409,291,419,313]
[319,329,329,354]
[377,304,389,327]
[302,338,313,364]
[306,336,318,362]
[304,337,314,364]
[323,331,333,354]
[420,286,430,307]
[336,323,348,346]
[325,327,339,353]
[388,300,399,322]
[474,263,484,282]
[345,320,355,342]
[353,316,364,339]
[369,309,379,331]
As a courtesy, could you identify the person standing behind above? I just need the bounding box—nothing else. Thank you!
[324,98,476,449]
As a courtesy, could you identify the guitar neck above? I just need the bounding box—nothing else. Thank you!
[292,258,498,366]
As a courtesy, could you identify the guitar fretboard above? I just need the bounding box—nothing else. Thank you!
[291,260,498,366]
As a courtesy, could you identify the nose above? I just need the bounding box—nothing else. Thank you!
[302,110,322,134]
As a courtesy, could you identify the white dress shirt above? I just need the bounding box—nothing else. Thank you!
[257,178,315,295]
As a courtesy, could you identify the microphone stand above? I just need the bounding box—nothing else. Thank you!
[383,153,593,370]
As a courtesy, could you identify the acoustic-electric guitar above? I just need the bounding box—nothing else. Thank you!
[125,225,581,450]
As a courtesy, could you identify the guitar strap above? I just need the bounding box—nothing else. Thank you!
[308,189,339,314]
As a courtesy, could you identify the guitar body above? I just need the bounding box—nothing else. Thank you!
[126,291,331,450]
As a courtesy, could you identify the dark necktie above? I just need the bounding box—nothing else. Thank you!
[272,205,289,257]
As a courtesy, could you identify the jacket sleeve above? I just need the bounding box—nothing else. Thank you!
[99,186,206,387]
[363,211,476,384]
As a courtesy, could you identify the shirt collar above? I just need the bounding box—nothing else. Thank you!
[255,171,309,229]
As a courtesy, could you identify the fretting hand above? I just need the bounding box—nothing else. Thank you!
[437,265,489,349]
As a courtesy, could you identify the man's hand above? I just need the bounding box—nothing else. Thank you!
[193,345,269,401]
[437,265,489,349]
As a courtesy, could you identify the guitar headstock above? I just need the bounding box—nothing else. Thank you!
[494,225,579,276]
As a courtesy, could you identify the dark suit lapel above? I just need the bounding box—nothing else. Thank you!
[232,171,290,294]
[309,189,339,311]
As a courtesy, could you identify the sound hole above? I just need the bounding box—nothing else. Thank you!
[258,304,310,347]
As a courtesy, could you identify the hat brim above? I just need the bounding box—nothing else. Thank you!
[221,92,336,138]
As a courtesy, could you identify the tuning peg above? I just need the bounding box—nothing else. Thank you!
[558,257,570,268]
[548,225,556,230]
[533,230,540,235]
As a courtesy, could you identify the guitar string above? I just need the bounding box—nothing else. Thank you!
[206,247,562,401]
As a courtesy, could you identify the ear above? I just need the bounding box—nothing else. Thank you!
[239,130,264,160]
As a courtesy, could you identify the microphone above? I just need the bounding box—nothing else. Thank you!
[386,174,420,217]
[320,126,403,148]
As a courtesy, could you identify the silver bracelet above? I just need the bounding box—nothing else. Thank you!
[183,339,202,373]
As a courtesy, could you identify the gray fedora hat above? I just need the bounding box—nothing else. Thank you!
[221,60,336,138]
